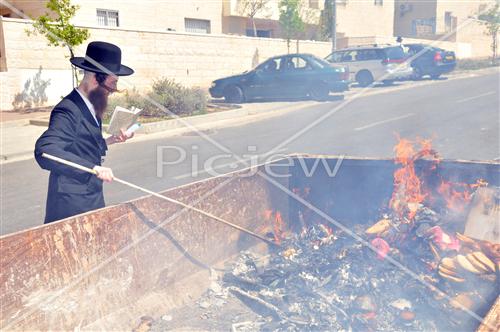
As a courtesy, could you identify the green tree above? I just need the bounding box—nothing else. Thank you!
[26,0,89,86]
[478,4,499,64]
[279,0,305,53]
[319,0,333,41]
[239,0,271,37]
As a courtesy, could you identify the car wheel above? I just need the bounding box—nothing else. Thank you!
[430,73,441,80]
[412,66,424,80]
[223,85,244,103]
[356,71,374,87]
[310,83,330,101]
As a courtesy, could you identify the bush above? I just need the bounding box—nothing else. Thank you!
[104,88,148,122]
[105,78,207,122]
[148,78,206,117]
[456,58,499,71]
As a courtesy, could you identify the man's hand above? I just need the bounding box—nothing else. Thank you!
[106,128,134,145]
[93,166,114,182]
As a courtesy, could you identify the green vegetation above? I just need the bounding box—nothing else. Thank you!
[478,4,499,64]
[279,0,305,53]
[26,0,90,85]
[456,58,500,71]
[105,78,207,122]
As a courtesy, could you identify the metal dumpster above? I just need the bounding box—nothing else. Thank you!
[1,155,498,331]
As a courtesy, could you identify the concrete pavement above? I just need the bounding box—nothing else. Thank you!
[0,101,318,164]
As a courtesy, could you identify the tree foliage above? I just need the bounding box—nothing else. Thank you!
[279,0,305,53]
[478,4,499,63]
[239,0,271,37]
[26,0,89,84]
[319,0,333,41]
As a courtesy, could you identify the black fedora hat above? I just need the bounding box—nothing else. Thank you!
[70,41,134,76]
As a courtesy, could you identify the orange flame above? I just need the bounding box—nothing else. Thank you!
[437,179,487,213]
[390,137,487,219]
[273,211,285,244]
[263,209,273,221]
[319,223,334,236]
[390,138,437,221]
[261,209,288,244]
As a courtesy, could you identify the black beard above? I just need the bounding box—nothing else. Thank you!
[88,86,108,120]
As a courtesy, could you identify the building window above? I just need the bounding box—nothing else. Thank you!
[246,29,272,38]
[185,18,211,34]
[444,11,454,33]
[411,18,436,36]
[97,9,119,27]
[374,0,383,5]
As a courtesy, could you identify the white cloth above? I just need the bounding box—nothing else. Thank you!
[75,88,99,126]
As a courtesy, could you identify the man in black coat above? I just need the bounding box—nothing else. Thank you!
[35,41,135,223]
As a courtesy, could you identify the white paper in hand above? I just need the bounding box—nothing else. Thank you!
[107,106,143,136]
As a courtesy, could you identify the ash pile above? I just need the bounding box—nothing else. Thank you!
[149,193,498,332]
[149,140,499,332]
[222,204,498,331]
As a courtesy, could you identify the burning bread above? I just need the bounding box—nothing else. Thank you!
[438,269,465,283]
[440,257,457,271]
[465,253,490,273]
[470,251,496,273]
[456,254,482,274]
[365,219,392,236]
[455,232,476,245]
[438,264,460,278]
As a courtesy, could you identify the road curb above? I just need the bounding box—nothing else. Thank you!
[27,102,291,134]
[1,101,314,164]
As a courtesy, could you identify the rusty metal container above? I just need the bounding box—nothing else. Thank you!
[1,155,498,331]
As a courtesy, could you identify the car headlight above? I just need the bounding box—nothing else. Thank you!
[210,82,216,88]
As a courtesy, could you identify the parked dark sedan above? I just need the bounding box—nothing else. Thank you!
[209,53,349,103]
[404,43,456,80]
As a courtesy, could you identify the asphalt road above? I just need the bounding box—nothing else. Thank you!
[1,71,498,235]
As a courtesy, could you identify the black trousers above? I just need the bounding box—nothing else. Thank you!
[44,191,105,224]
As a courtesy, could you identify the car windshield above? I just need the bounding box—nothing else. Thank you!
[384,46,406,59]
[256,58,281,72]
[307,55,331,69]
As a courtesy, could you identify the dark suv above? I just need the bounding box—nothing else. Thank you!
[404,44,456,80]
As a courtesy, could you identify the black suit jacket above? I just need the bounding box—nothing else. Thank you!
[35,89,108,223]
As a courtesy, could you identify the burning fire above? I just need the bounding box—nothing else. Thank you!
[438,179,487,213]
[390,137,488,218]
[273,211,285,244]
[390,137,438,221]
[263,209,287,244]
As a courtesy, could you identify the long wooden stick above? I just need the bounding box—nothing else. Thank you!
[42,153,278,247]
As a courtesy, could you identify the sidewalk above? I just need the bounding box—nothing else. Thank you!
[0,101,314,164]
[0,111,50,163]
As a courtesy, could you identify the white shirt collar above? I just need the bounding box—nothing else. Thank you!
[75,88,99,126]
